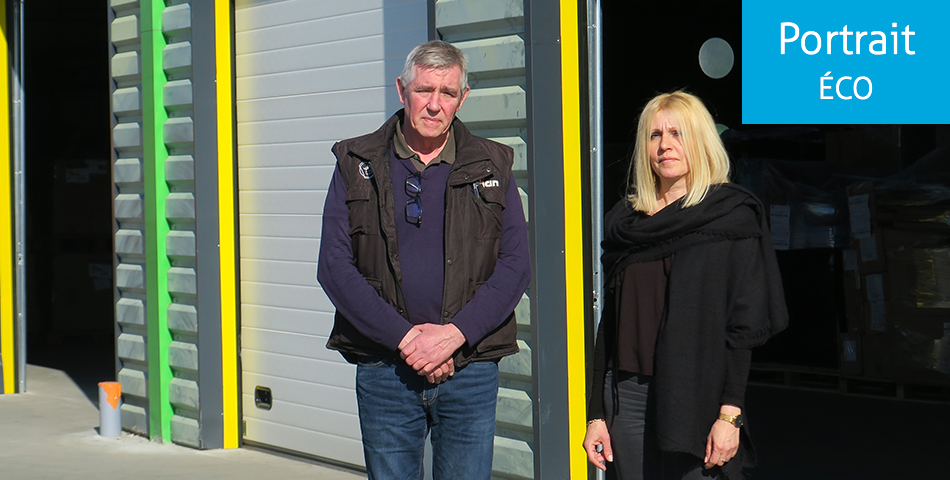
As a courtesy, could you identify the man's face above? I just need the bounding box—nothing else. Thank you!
[397,65,469,144]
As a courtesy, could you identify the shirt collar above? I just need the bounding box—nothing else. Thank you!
[394,119,456,171]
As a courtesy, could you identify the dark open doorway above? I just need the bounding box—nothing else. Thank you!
[24,0,113,402]
[600,1,950,478]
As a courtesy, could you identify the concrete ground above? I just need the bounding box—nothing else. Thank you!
[3,363,949,479]
[0,365,367,480]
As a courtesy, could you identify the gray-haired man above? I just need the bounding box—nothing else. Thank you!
[317,40,530,479]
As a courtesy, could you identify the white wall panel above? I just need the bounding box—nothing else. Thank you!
[243,372,357,414]
[237,88,388,122]
[240,259,321,286]
[237,191,327,214]
[240,283,331,311]
[237,142,336,168]
[239,237,320,262]
[236,112,390,145]
[238,166,333,190]
[236,60,404,101]
[235,0,430,469]
[236,0,420,31]
[241,305,335,336]
[236,2,424,55]
[239,214,322,238]
[241,350,355,388]
[235,6,411,465]
[242,419,364,467]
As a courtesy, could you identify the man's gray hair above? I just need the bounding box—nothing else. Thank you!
[400,40,469,92]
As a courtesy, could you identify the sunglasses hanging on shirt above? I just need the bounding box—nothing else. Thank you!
[406,172,422,226]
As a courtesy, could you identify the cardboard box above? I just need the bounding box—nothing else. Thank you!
[861,333,890,379]
[846,183,876,241]
[839,333,862,376]
[882,228,950,309]
[841,249,863,333]
[861,327,950,386]
[848,229,887,274]
[890,306,950,340]
[861,273,889,333]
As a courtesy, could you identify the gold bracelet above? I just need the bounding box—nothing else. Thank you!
[587,418,605,426]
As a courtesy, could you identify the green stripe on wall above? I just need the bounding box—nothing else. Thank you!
[141,0,172,442]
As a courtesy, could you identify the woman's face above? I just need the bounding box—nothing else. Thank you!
[649,110,690,190]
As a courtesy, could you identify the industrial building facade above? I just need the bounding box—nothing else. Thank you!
[3,1,945,479]
[2,0,592,478]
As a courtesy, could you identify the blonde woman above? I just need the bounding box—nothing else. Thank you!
[583,91,788,480]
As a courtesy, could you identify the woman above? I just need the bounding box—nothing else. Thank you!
[583,91,788,480]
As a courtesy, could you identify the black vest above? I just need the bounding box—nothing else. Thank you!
[325,111,520,367]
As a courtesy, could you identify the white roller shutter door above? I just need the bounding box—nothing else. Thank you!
[234,0,427,466]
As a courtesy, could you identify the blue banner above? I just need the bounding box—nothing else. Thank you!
[743,0,950,124]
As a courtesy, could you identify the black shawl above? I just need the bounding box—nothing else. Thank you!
[601,183,788,477]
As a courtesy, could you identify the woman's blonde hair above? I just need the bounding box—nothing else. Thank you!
[627,91,731,213]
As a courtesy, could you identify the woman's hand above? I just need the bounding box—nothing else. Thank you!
[703,406,741,469]
[583,419,613,471]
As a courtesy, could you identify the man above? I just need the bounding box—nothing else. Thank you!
[317,40,530,479]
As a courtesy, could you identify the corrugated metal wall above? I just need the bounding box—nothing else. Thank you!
[435,1,533,478]
[110,0,220,447]
[234,0,427,466]
[110,0,150,436]
[161,0,202,448]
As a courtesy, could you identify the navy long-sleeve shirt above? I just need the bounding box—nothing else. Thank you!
[318,148,530,352]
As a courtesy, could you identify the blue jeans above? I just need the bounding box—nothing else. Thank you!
[356,356,499,480]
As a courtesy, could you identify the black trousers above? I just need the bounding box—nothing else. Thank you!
[604,371,723,480]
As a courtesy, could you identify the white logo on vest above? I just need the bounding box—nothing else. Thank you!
[359,161,373,179]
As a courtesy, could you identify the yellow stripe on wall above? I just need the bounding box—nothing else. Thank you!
[0,0,17,395]
[560,0,587,477]
[215,0,239,449]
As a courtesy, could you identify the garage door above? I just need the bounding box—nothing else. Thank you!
[234,0,427,466]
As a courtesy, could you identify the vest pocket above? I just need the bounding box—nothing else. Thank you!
[346,186,374,235]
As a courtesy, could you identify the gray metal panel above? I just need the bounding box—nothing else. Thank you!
[110,0,149,437]
[235,0,427,466]
[524,0,572,477]
[189,0,226,448]
[7,2,28,393]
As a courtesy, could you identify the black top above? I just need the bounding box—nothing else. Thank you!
[617,257,671,376]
